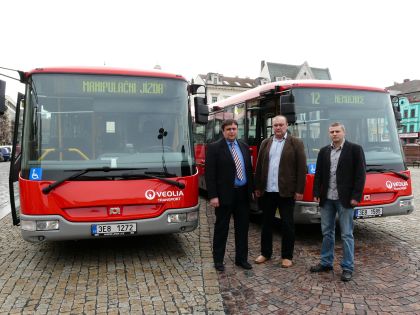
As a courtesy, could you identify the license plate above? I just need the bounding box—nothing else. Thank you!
[355,208,383,219]
[91,223,137,236]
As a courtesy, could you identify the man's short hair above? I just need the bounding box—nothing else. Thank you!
[330,122,346,132]
[221,119,238,130]
[273,115,288,124]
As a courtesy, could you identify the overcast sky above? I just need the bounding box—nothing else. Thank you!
[1,0,419,99]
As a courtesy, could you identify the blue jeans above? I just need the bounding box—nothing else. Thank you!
[320,199,355,272]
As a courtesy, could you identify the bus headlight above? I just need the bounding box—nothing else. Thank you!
[167,213,187,223]
[300,206,320,215]
[400,199,413,208]
[21,220,59,231]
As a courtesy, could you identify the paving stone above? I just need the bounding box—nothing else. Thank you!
[204,167,420,314]
[0,163,419,314]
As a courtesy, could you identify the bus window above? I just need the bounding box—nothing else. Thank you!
[224,106,234,120]
[265,116,273,138]
[193,124,205,145]
[234,103,245,140]
[214,111,224,140]
[247,109,258,145]
[206,116,215,143]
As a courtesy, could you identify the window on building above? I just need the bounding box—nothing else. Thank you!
[404,110,408,118]
[411,109,416,118]
[402,125,407,133]
[212,96,218,103]
[410,125,415,132]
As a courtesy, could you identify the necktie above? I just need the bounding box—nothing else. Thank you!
[230,142,244,181]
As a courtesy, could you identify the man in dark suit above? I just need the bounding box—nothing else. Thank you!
[205,119,254,271]
[310,122,366,282]
[254,115,307,268]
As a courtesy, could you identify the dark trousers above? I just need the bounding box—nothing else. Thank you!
[260,192,295,260]
[213,186,250,264]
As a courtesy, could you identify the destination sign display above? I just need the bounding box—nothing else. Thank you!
[309,91,364,105]
[31,74,186,98]
[82,80,165,95]
[293,88,386,107]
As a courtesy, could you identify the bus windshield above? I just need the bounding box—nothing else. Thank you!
[289,88,405,171]
[21,74,194,180]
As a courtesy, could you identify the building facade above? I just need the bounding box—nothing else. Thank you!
[194,61,331,109]
[0,95,16,145]
[259,60,332,82]
[194,73,257,105]
[387,79,420,144]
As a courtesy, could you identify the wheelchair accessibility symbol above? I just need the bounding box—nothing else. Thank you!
[30,168,42,180]
[308,163,316,174]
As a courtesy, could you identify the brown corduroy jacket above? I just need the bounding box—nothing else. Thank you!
[255,135,307,197]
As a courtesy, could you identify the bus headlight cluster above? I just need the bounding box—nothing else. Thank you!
[300,206,320,215]
[399,199,413,208]
[21,220,59,231]
[167,211,198,223]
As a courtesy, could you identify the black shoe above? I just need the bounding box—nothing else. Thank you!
[310,263,333,273]
[235,261,253,270]
[214,262,225,272]
[341,270,352,282]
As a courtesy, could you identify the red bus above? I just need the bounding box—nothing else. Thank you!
[1,67,208,242]
[194,80,414,223]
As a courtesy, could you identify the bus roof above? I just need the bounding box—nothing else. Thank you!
[25,67,187,81]
[211,80,388,109]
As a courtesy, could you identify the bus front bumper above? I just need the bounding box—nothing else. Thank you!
[294,195,414,224]
[20,205,199,243]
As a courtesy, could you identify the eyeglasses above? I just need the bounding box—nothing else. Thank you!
[224,128,237,131]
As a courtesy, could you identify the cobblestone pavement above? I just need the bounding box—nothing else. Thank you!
[0,163,225,314]
[207,167,420,315]
[0,161,419,314]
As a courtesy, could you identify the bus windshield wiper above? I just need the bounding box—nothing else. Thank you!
[366,167,410,180]
[42,167,146,195]
[121,171,185,189]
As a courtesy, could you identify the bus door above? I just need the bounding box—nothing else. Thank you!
[9,93,24,225]
[261,97,278,139]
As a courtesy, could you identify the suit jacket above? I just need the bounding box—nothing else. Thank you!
[255,135,307,197]
[205,138,253,206]
[313,140,366,208]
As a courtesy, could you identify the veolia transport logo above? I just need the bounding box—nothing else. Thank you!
[144,189,184,201]
[145,189,156,200]
[385,180,408,190]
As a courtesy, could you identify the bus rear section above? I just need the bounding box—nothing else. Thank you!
[9,68,201,242]
[195,80,414,223]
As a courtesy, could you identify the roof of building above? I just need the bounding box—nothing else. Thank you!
[264,61,331,81]
[386,80,420,94]
[198,74,257,88]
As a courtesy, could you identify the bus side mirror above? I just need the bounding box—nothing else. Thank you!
[391,96,402,128]
[280,94,296,124]
[393,106,402,128]
[194,97,209,124]
[0,80,6,115]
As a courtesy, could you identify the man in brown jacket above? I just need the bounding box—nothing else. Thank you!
[254,115,307,268]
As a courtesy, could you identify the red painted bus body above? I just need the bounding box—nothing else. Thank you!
[9,67,200,242]
[194,80,414,223]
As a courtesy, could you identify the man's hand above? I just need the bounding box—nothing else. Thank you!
[313,197,320,203]
[254,190,262,198]
[210,197,220,208]
[295,193,303,201]
[350,199,358,207]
